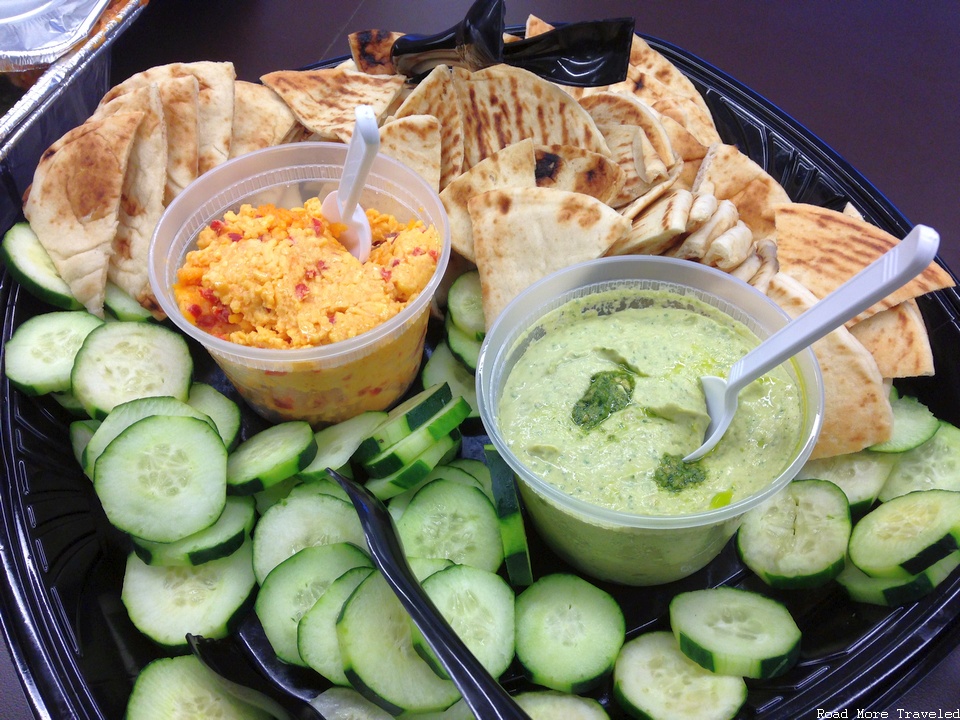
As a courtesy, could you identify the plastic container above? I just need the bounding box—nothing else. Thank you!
[477,256,824,586]
[149,142,450,426]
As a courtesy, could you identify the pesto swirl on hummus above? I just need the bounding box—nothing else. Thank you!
[498,288,804,516]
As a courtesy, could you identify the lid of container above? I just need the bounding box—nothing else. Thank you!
[0,0,111,72]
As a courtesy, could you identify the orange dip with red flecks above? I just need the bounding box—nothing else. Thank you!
[173,196,441,349]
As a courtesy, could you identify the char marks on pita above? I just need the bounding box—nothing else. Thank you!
[348,29,405,75]
[849,299,935,378]
[533,144,625,205]
[230,80,303,159]
[378,115,442,192]
[152,75,200,205]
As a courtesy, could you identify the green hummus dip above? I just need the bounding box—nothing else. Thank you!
[498,288,804,516]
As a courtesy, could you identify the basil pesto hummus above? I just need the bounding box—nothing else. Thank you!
[498,288,804,516]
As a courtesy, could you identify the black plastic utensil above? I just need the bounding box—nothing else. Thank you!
[327,467,533,720]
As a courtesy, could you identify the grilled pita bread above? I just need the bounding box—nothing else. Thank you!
[579,92,676,169]
[775,203,955,323]
[153,75,200,204]
[261,67,405,141]
[439,139,538,263]
[470,186,631,327]
[606,188,692,256]
[533,144,625,205]
[103,61,236,174]
[230,80,303,159]
[596,124,664,207]
[91,85,168,316]
[766,272,893,458]
[23,111,144,317]
[378,115,442,192]
[348,29,404,75]
[849,299,935,378]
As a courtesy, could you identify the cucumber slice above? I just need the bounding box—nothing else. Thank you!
[4,310,103,395]
[795,450,897,515]
[878,421,960,501]
[83,395,218,479]
[410,564,515,680]
[256,542,372,666]
[104,281,155,322]
[52,390,88,416]
[253,475,302,514]
[187,382,242,450]
[227,421,317,494]
[445,457,494,500]
[309,687,394,720]
[131,495,256,567]
[837,551,960,607]
[445,314,481,372]
[613,631,747,720]
[299,410,388,481]
[446,270,485,341]
[121,538,256,649]
[0,222,82,310]
[485,444,533,586]
[869,394,940,453]
[364,428,462,501]
[94,415,227,543]
[71,321,193,419]
[848,489,960,578]
[737,478,851,589]
[421,342,478,419]
[361,396,470,478]
[69,418,99,466]
[515,573,625,693]
[669,586,801,679]
[298,566,375,685]
[126,654,271,720]
[514,690,610,719]
[337,570,461,715]
[353,383,452,462]
[387,463,485,522]
[396,477,503,572]
[252,489,366,584]
[408,556,455,581]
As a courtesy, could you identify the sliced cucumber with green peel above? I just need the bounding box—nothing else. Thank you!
[187,382,242,450]
[298,566,375,685]
[252,489,366,584]
[94,414,227,543]
[353,383,452,462]
[0,222,82,310]
[737,478,851,589]
[410,564,515,680]
[869,394,940,453]
[796,450,897,515]
[848,489,960,578]
[299,410,387,481]
[387,464,485,522]
[396,476,503,572]
[256,542,372,666]
[51,390,88,416]
[421,342,478,419]
[837,551,960,607]
[364,428,462,500]
[70,418,100,466]
[445,457,493,500]
[445,314,481,372]
[71,321,193,418]
[4,310,103,395]
[515,573,625,693]
[361,396,470,478]
[131,496,256,567]
[515,690,610,719]
[614,631,747,720]
[485,444,533,586]
[104,281,155,322]
[669,586,801,679]
[121,538,256,649]
[309,687,394,720]
[227,421,317,494]
[878,421,960,501]
[337,570,461,715]
[446,270,485,341]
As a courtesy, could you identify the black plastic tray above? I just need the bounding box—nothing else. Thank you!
[2,34,960,720]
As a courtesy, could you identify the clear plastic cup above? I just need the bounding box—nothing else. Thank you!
[149,142,450,426]
[477,256,824,586]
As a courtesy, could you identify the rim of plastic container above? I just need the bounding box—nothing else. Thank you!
[148,142,451,365]
[477,255,825,530]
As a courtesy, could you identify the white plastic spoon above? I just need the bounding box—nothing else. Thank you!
[322,105,380,263]
[684,224,940,463]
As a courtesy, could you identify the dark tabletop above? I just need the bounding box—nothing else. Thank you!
[2,1,959,717]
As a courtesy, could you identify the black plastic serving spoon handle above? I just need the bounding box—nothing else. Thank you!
[327,468,532,720]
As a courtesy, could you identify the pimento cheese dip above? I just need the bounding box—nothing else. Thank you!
[174,197,441,349]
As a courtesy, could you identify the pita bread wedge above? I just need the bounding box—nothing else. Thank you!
[378,114,442,192]
[671,199,740,260]
[775,203,955,322]
[766,272,893,458]
[849,299,935,378]
[451,64,610,170]
[91,85,168,317]
[702,220,754,270]
[152,75,200,204]
[439,139,538,263]
[229,80,302,159]
[606,188,692,256]
[658,114,707,190]
[597,124,666,207]
[103,61,235,174]
[23,111,144,316]
[533,144,625,205]
[616,162,682,221]
[470,187,631,327]
[348,29,404,75]
[393,65,464,189]
[261,67,405,141]
[579,92,676,168]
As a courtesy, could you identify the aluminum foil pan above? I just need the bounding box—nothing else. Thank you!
[0,0,112,72]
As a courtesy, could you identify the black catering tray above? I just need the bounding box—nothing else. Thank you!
[2,33,960,720]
